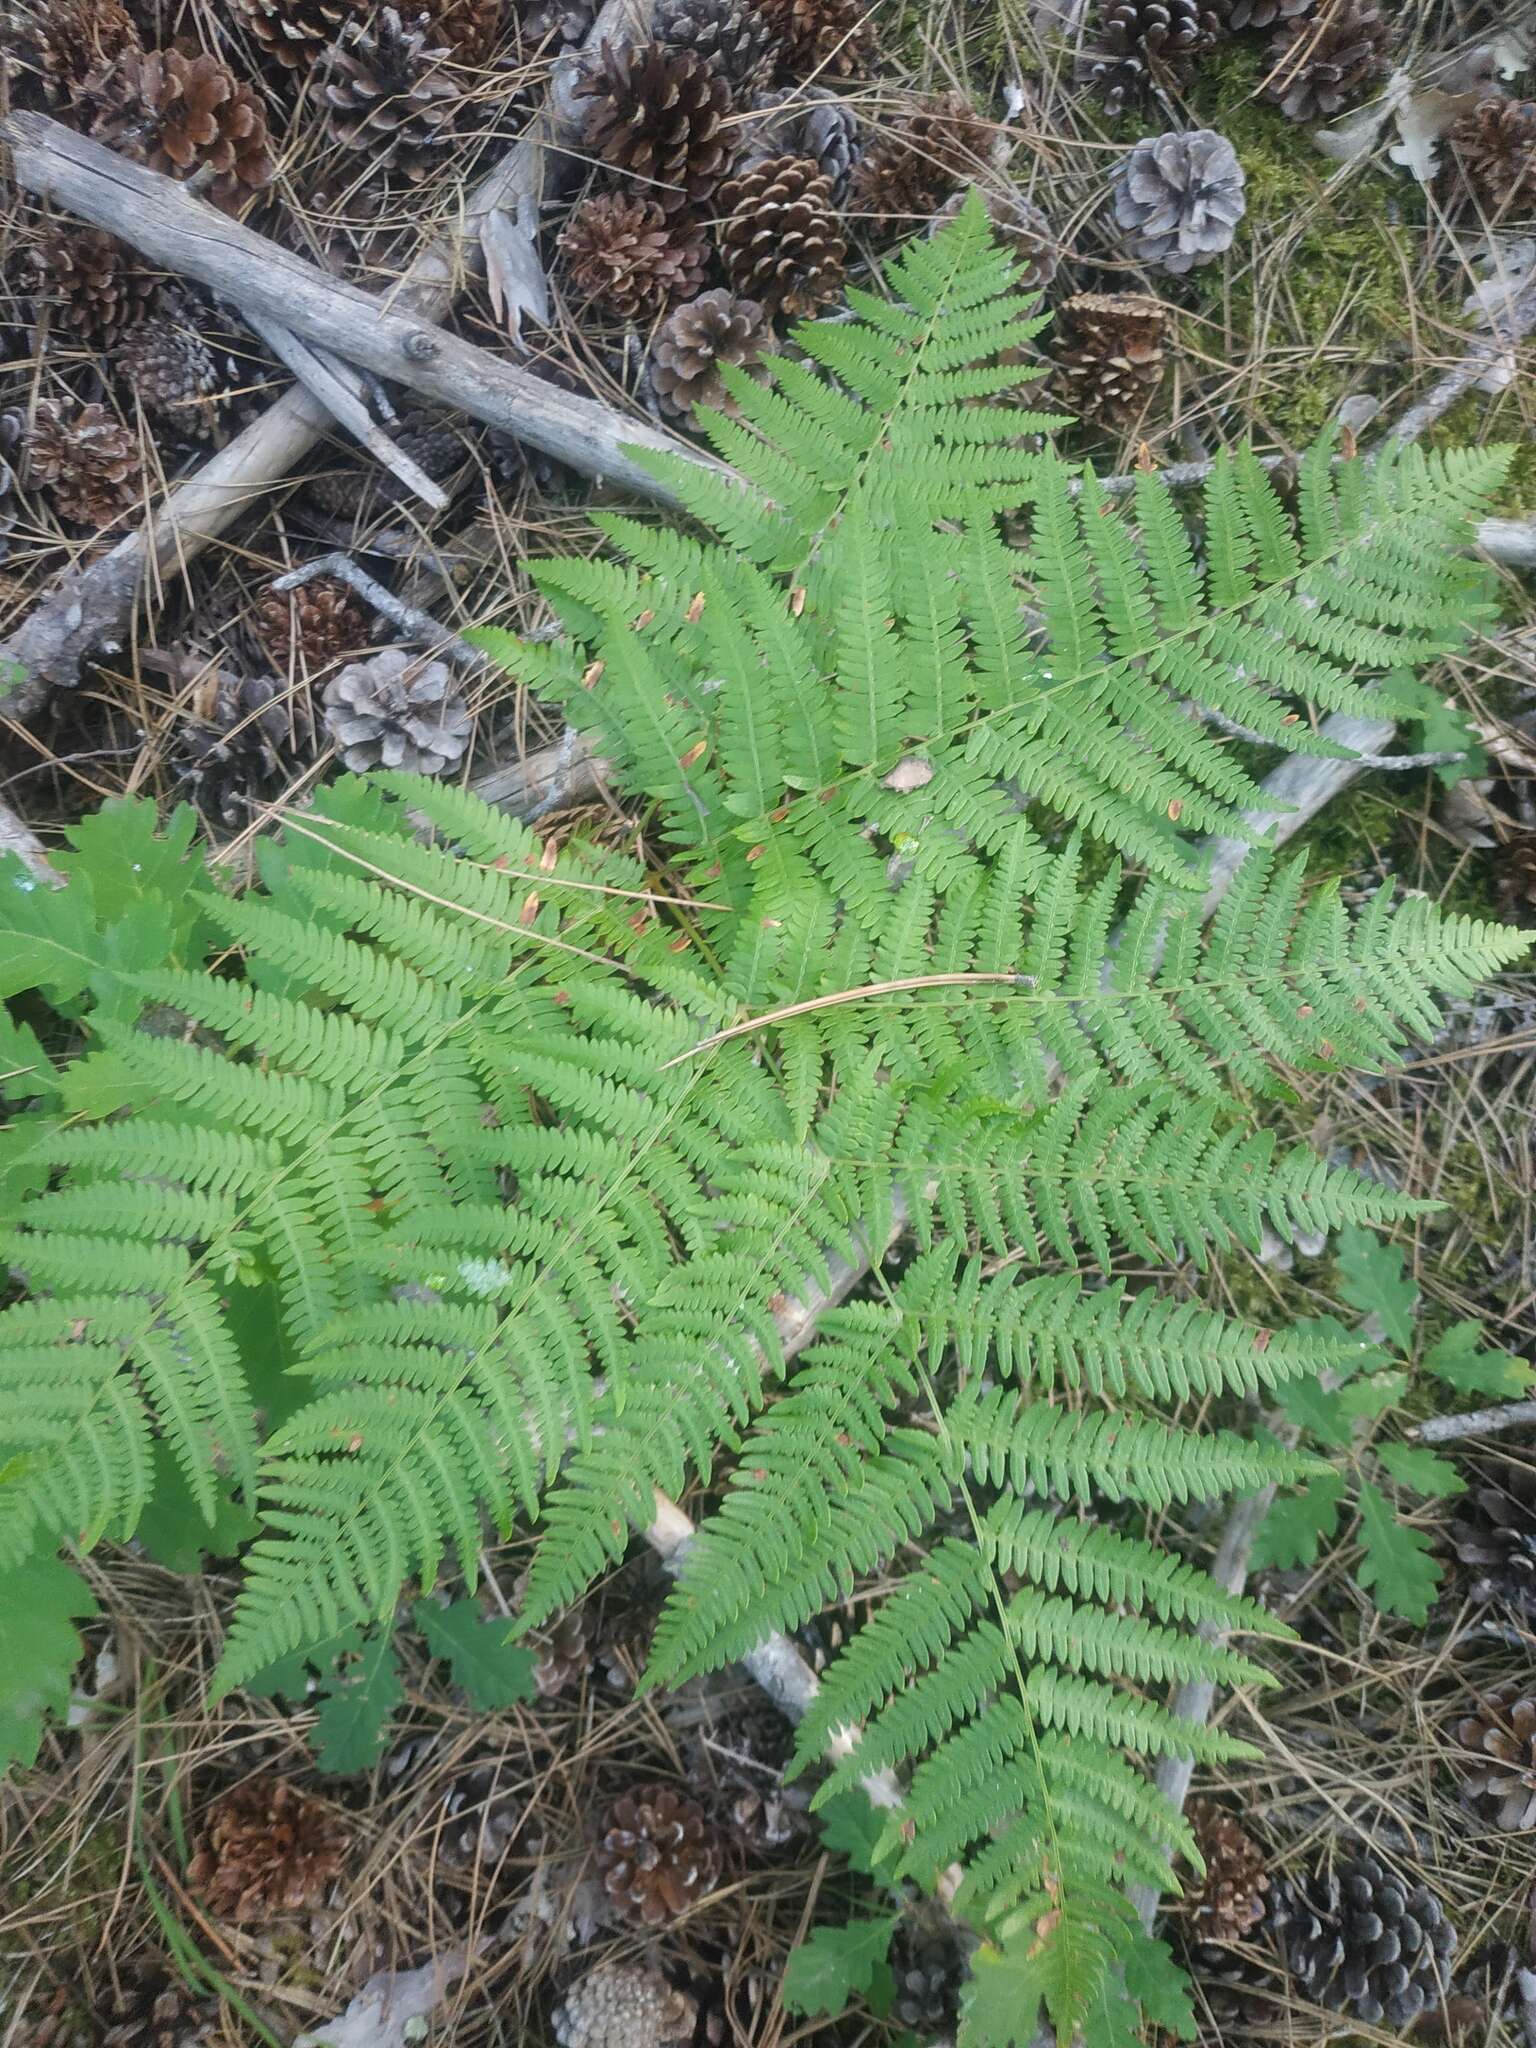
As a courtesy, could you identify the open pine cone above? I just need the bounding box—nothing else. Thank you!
[529,1607,593,1696]
[597,1783,723,1924]
[307,405,468,523]
[931,186,1058,294]
[846,92,991,234]
[740,86,860,199]
[560,194,709,321]
[425,0,506,60]
[321,7,463,180]
[86,47,273,211]
[754,0,872,77]
[323,649,473,775]
[254,574,369,671]
[1452,1458,1536,1612]
[187,1776,349,1921]
[515,0,597,47]
[1444,96,1536,215]
[97,1960,221,2048]
[716,154,846,316]
[115,315,221,431]
[1082,0,1222,114]
[19,0,139,106]
[1268,1850,1457,2029]
[29,227,158,348]
[1053,292,1168,430]
[575,41,735,215]
[1112,128,1246,275]
[552,1963,696,2048]
[655,0,775,90]
[1221,0,1308,24]
[1454,1686,1536,1831]
[1264,2,1393,123]
[650,289,775,420]
[1185,1798,1269,1941]
[25,399,144,528]
[231,0,367,67]
[436,1759,526,1865]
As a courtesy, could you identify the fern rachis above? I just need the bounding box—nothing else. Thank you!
[0,196,1526,2046]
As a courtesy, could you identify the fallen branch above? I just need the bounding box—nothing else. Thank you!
[0,0,653,714]
[1413,1396,1536,1445]
[3,113,717,502]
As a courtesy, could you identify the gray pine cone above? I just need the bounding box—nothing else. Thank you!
[552,1963,696,2048]
[1111,128,1246,275]
[1269,1851,1456,2029]
[655,0,775,89]
[740,87,860,201]
[323,650,472,775]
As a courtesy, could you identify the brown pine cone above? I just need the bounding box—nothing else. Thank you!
[739,86,860,200]
[231,0,369,68]
[551,1963,696,2048]
[98,1959,221,2048]
[716,154,846,317]
[322,7,464,181]
[755,0,872,78]
[529,1606,593,1696]
[596,1783,723,1924]
[561,195,709,321]
[1444,96,1536,216]
[254,575,370,671]
[115,316,221,431]
[307,405,469,523]
[1264,2,1393,123]
[1185,1798,1269,1941]
[846,92,991,236]
[655,0,775,89]
[1220,0,1307,23]
[18,0,138,106]
[86,48,274,212]
[435,1759,526,1864]
[425,0,505,60]
[1053,292,1168,430]
[931,186,1059,294]
[575,41,736,215]
[650,288,775,421]
[1082,0,1223,115]
[28,227,158,348]
[186,1776,350,1920]
[515,0,597,46]
[25,399,144,528]
[1453,1458,1536,1606]
[1455,1687,1536,1831]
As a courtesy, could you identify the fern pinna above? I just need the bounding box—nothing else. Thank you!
[0,196,1524,2042]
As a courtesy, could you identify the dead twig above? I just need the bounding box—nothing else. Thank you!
[1412,1397,1536,1444]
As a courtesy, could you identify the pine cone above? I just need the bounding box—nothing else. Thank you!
[25,399,144,528]
[1453,1458,1536,1608]
[1111,128,1246,275]
[0,414,21,563]
[436,1760,525,1864]
[98,1960,220,2048]
[29,227,158,348]
[1083,0,1222,114]
[847,92,991,234]
[322,7,463,180]
[740,86,860,199]
[515,0,597,47]
[596,1783,723,1924]
[1455,1686,1536,1831]
[115,316,221,431]
[1185,1799,1269,1942]
[1180,1937,1285,2030]
[716,154,846,317]
[560,195,709,321]
[1268,1850,1457,2029]
[186,1776,350,1921]
[890,1919,966,2034]
[231,0,367,68]
[575,41,735,214]
[1264,3,1393,123]
[1220,0,1308,25]
[932,185,1059,294]
[755,0,872,78]
[425,0,505,60]
[254,575,370,671]
[86,48,274,212]
[650,288,775,420]
[655,0,775,89]
[307,406,468,522]
[1053,292,1168,430]
[530,1606,592,1696]
[19,0,138,106]
[323,649,473,774]
[1444,96,1536,215]
[552,1964,696,2048]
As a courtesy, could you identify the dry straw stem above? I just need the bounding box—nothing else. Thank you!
[0,0,658,717]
